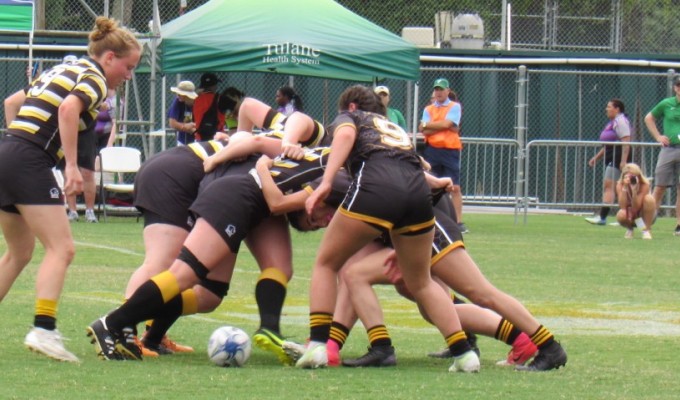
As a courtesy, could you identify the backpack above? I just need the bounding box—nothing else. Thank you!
[196,92,220,141]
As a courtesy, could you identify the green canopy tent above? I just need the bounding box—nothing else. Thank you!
[159,0,420,82]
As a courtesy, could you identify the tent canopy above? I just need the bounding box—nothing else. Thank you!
[160,0,420,82]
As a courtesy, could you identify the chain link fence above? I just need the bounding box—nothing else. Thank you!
[2,0,679,216]
[29,0,680,55]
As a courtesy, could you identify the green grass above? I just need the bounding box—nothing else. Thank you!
[1,213,679,399]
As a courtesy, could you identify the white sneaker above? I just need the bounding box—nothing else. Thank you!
[295,341,327,369]
[449,350,480,373]
[624,229,634,239]
[642,230,652,240]
[67,210,79,222]
[24,327,80,363]
[85,209,98,223]
[585,216,606,225]
[282,340,306,363]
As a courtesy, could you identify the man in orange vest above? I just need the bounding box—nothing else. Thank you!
[419,78,467,233]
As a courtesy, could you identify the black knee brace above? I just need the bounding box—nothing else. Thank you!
[177,246,210,280]
[199,279,230,299]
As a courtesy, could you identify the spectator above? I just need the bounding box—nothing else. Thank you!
[419,78,467,233]
[616,163,655,239]
[220,87,245,134]
[168,80,197,145]
[193,73,223,141]
[275,86,303,117]
[374,86,406,130]
[644,76,680,236]
[586,98,631,225]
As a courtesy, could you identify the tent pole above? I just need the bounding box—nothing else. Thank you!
[411,81,420,149]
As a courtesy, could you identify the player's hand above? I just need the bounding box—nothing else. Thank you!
[305,181,331,215]
[281,141,304,160]
[382,250,403,284]
[658,136,670,147]
[433,176,454,192]
[63,163,83,197]
[203,155,219,172]
[256,154,273,170]
[214,132,230,141]
[588,157,596,167]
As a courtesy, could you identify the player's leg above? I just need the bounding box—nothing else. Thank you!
[16,204,79,362]
[88,218,236,360]
[391,230,479,373]
[128,223,190,356]
[246,215,296,364]
[341,247,398,367]
[433,248,566,371]
[80,167,98,222]
[0,209,35,301]
[296,213,379,368]
[237,97,275,132]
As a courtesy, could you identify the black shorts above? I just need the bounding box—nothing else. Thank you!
[0,136,63,213]
[198,155,259,195]
[431,202,464,266]
[377,195,463,265]
[189,173,269,253]
[54,130,97,171]
[340,158,434,234]
[134,147,204,230]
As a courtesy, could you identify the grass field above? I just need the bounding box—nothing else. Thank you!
[1,212,679,399]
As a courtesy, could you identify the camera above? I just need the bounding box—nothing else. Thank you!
[630,176,638,185]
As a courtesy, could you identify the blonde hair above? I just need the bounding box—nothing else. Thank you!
[619,163,649,185]
[88,16,140,58]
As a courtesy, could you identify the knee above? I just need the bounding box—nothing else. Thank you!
[461,286,494,308]
[5,244,34,267]
[194,287,223,313]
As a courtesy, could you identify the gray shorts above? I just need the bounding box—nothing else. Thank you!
[654,146,680,187]
[604,165,621,181]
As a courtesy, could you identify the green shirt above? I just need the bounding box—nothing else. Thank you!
[650,96,680,145]
[386,107,407,130]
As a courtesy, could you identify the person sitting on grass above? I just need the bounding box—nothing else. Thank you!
[616,163,655,239]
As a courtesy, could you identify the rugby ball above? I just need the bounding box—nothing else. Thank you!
[207,326,252,367]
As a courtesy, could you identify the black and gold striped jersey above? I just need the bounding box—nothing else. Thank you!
[7,57,107,162]
[330,110,420,175]
[269,146,331,194]
[185,138,230,160]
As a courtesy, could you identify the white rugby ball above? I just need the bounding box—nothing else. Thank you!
[207,326,252,367]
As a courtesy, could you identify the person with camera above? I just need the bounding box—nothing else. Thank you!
[615,163,655,239]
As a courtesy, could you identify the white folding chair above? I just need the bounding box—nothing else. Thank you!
[98,146,141,221]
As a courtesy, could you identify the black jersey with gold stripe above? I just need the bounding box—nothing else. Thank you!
[7,58,107,162]
[331,110,420,175]
[268,146,331,194]
[185,138,229,160]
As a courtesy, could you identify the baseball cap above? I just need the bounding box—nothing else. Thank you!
[170,81,198,99]
[433,78,449,89]
[199,73,221,89]
[62,55,78,65]
[374,85,390,95]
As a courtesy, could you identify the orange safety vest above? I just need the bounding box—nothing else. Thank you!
[424,101,462,150]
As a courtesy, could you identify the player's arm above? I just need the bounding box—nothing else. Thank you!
[59,94,86,196]
[255,155,310,214]
[204,131,283,172]
[305,123,355,214]
[424,170,453,192]
[280,112,314,160]
[4,89,26,127]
